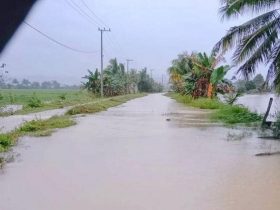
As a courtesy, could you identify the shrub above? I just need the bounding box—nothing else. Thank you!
[8,93,15,103]
[271,113,280,139]
[0,134,13,152]
[58,93,67,100]
[0,93,3,101]
[189,98,223,109]
[28,94,42,108]
[212,105,262,124]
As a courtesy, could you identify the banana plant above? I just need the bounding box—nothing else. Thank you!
[208,65,230,98]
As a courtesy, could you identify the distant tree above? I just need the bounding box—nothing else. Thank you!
[245,81,256,91]
[138,68,153,92]
[31,81,40,89]
[51,80,60,89]
[41,81,52,89]
[21,79,31,88]
[12,79,19,86]
[253,74,265,89]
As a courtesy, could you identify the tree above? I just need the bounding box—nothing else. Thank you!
[253,74,265,89]
[21,79,31,88]
[168,52,230,98]
[31,81,40,89]
[41,81,52,89]
[213,0,280,92]
[82,69,100,95]
[83,60,162,96]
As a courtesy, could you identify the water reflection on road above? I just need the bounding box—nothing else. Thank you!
[1,94,280,210]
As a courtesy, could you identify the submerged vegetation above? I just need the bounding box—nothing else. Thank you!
[168,93,261,124]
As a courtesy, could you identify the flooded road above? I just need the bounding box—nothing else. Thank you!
[1,94,280,210]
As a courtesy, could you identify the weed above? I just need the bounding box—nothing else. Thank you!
[27,93,43,108]
[58,93,67,100]
[8,93,15,103]
[212,105,261,124]
[0,93,3,101]
[19,116,76,135]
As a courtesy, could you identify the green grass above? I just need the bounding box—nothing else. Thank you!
[0,89,99,115]
[19,116,76,136]
[67,93,146,115]
[211,105,262,124]
[0,116,75,153]
[167,92,262,125]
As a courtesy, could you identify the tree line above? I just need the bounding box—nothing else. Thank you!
[0,78,79,89]
[83,58,163,96]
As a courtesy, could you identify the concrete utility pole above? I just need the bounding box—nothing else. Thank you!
[126,59,133,73]
[98,27,110,97]
[150,69,154,79]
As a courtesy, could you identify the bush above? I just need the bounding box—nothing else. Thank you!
[8,93,15,103]
[0,134,13,152]
[58,93,67,100]
[189,98,223,109]
[19,116,75,133]
[272,113,280,139]
[0,93,3,101]
[28,94,42,108]
[212,105,262,124]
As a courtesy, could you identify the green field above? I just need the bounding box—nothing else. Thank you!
[0,89,99,114]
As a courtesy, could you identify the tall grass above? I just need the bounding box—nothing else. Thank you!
[167,92,261,124]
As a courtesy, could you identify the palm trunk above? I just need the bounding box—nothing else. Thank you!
[207,83,213,98]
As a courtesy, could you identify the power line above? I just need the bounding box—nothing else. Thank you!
[23,21,98,54]
[64,0,126,59]
[80,0,109,27]
[65,0,101,27]
[77,0,126,57]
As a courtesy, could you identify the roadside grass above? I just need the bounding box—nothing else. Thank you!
[19,116,76,136]
[0,115,75,153]
[167,92,262,124]
[67,93,146,115]
[0,93,147,154]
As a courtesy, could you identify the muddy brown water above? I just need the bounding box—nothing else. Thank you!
[1,94,280,210]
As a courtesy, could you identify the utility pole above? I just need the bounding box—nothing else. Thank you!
[150,69,154,79]
[126,59,133,73]
[98,27,110,97]
[125,59,133,94]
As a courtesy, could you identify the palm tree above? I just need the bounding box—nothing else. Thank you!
[168,52,196,93]
[192,53,228,98]
[213,0,280,92]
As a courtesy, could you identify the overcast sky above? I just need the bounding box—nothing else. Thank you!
[0,0,253,85]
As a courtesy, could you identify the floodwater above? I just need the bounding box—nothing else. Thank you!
[238,94,280,119]
[1,94,280,210]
